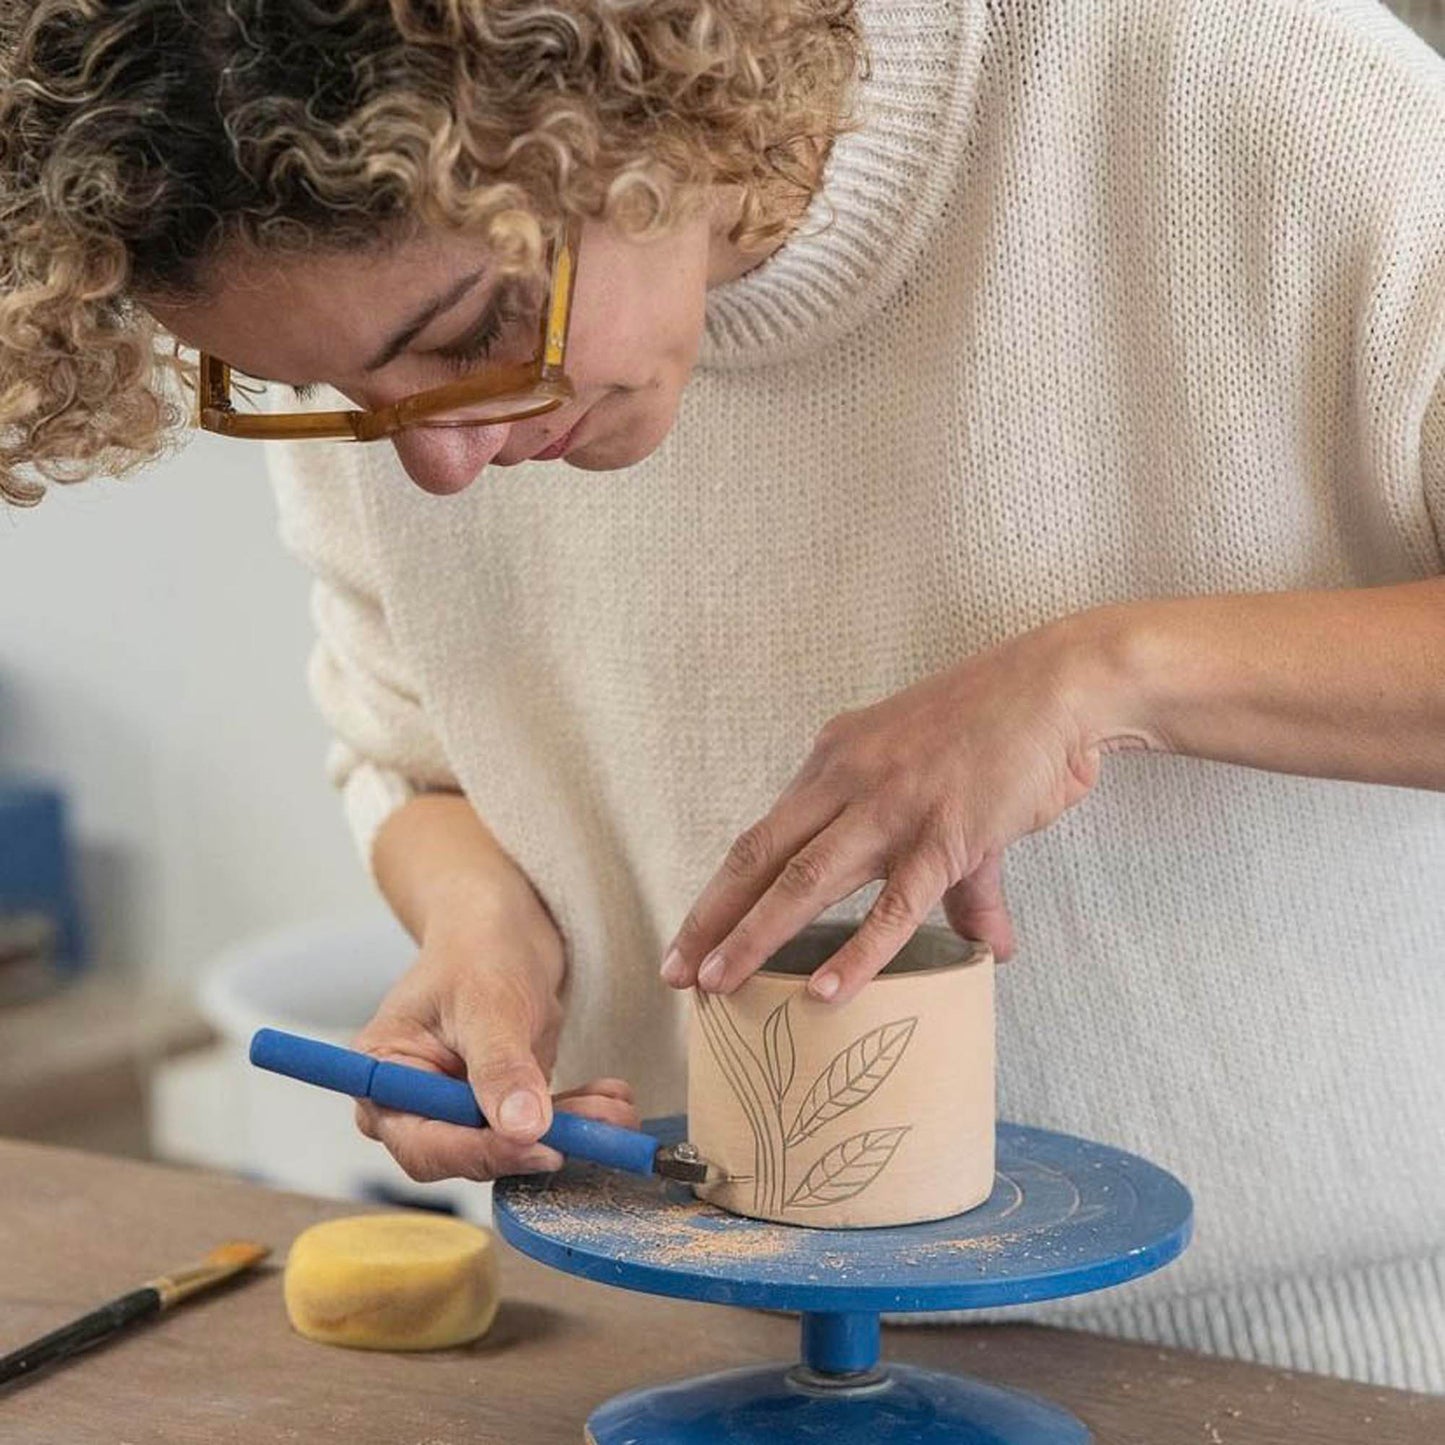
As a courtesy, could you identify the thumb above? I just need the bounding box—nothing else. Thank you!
[942,851,1017,961]
[454,984,555,1146]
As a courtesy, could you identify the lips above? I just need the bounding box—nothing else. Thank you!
[528,413,585,461]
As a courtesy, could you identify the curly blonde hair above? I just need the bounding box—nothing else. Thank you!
[0,0,864,504]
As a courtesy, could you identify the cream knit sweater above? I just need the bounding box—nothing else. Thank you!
[268,0,1445,1393]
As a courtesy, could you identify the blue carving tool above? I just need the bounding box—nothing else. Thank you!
[248,1028,718,1183]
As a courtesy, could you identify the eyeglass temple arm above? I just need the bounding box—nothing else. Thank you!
[195,354,359,437]
[539,217,582,377]
[196,352,230,420]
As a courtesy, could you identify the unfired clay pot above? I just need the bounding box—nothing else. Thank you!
[688,922,995,1229]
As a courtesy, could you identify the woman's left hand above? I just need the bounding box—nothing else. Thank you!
[660,618,1128,1005]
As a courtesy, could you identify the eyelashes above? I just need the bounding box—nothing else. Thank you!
[285,279,535,402]
[265,277,537,404]
[433,278,535,371]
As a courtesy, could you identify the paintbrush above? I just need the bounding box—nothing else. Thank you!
[0,1240,270,1388]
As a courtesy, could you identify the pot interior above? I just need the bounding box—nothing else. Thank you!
[758,922,983,979]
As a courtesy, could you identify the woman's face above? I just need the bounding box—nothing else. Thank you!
[145,202,751,494]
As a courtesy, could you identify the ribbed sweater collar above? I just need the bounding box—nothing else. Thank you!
[698,0,989,370]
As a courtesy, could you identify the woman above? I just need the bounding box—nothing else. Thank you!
[2,0,1441,1391]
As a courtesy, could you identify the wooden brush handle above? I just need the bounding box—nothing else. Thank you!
[0,1287,160,1386]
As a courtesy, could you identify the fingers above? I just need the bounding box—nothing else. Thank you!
[356,976,554,1149]
[798,859,946,1006]
[450,974,557,1149]
[942,852,1016,961]
[555,1076,634,1105]
[355,1076,641,1183]
[355,1099,564,1182]
[660,791,841,990]
[779,853,1008,1008]
[347,1017,547,1179]
[675,814,880,996]
[554,1080,642,1133]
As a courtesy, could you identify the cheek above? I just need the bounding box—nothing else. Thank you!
[567,322,656,394]
[568,263,706,396]
[511,234,711,471]
[570,386,682,470]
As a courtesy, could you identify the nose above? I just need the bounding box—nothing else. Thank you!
[388,423,512,495]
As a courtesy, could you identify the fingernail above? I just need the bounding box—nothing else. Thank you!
[498,1091,542,1133]
[809,971,840,1001]
[660,948,687,986]
[521,1146,565,1173]
[697,952,726,990]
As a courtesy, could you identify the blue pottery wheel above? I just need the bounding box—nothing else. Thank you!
[494,1116,1193,1443]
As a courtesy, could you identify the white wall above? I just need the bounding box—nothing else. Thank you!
[0,435,373,986]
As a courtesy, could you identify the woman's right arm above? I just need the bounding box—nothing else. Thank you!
[267,445,635,1182]
[355,789,636,1182]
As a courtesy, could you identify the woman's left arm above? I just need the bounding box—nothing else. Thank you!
[660,577,1445,1005]
[1096,578,1445,789]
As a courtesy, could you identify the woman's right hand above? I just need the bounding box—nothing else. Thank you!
[351,884,639,1184]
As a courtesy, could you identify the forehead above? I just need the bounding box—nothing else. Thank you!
[141,227,497,379]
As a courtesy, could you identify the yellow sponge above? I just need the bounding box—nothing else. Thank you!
[283,1213,500,1351]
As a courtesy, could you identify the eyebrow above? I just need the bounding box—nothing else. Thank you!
[361,267,489,373]
[226,266,491,385]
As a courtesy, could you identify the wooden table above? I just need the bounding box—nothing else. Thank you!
[0,975,212,1157]
[0,1139,1439,1443]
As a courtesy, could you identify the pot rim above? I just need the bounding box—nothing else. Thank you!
[755,924,991,982]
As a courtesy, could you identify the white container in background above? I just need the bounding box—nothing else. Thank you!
[151,909,490,1222]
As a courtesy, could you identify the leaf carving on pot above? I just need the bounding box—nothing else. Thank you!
[785,1017,917,1146]
[785,1126,910,1208]
[762,1000,795,1103]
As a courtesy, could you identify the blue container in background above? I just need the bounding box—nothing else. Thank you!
[0,780,86,973]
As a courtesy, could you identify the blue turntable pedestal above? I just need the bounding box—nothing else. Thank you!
[494,1117,1193,1443]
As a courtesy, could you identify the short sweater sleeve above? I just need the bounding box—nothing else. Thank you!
[267,438,457,871]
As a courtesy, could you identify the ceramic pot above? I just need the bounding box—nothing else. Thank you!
[688,922,994,1228]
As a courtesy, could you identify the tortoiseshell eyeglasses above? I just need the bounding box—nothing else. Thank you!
[193,217,581,442]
